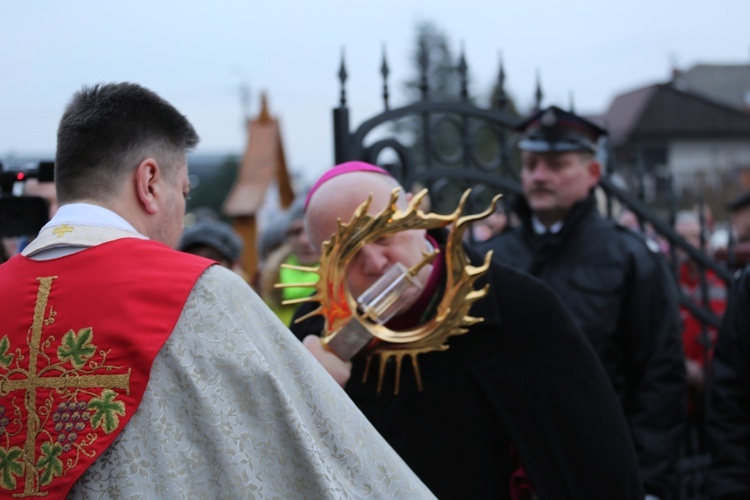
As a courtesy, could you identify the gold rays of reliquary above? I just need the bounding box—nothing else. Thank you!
[278,187,500,394]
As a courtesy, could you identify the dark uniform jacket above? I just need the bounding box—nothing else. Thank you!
[291,229,642,499]
[707,265,750,499]
[477,194,686,498]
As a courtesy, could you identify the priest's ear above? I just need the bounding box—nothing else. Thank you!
[134,158,161,214]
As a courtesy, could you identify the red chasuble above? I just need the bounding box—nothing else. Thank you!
[0,238,212,499]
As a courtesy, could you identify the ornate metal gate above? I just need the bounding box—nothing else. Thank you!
[332,49,522,217]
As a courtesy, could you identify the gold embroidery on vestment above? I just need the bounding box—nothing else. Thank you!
[52,225,74,238]
[0,276,131,497]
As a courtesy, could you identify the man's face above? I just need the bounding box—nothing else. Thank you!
[153,157,189,248]
[732,207,750,243]
[346,230,430,300]
[520,151,600,225]
[676,220,701,248]
[675,219,702,262]
[286,218,319,265]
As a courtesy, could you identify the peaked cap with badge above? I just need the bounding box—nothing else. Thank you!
[517,105,607,153]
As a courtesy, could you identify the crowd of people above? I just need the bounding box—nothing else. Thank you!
[1,82,749,499]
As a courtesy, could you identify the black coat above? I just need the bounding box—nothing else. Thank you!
[291,230,642,499]
[707,266,750,499]
[477,194,685,498]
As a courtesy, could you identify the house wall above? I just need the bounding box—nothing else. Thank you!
[668,138,750,191]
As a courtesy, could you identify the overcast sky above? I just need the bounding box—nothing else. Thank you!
[1,0,748,183]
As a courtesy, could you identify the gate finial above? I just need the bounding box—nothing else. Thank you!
[338,47,348,107]
[418,37,429,100]
[458,42,469,102]
[569,90,576,114]
[494,51,507,110]
[534,70,544,111]
[381,44,390,111]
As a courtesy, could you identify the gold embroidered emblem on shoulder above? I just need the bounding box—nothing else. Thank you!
[52,225,74,238]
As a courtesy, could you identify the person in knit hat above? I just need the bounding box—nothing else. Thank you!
[178,219,243,269]
[260,197,320,325]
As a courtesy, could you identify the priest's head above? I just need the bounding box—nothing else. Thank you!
[304,162,433,301]
[54,82,199,248]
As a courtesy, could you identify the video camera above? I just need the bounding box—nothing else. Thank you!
[0,160,55,237]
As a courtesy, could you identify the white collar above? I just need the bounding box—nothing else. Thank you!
[22,203,147,259]
[41,203,140,233]
[531,216,563,235]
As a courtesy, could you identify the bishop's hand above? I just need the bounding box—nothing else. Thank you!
[302,334,352,387]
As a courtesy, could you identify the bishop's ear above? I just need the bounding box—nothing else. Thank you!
[134,158,161,214]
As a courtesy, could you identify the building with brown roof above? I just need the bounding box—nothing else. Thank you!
[223,93,295,279]
[599,82,750,206]
[673,63,750,112]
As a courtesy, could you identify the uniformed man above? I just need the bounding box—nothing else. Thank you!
[477,106,686,499]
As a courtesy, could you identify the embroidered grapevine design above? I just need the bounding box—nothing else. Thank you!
[0,276,130,497]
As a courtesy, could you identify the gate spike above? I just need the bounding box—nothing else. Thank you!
[418,36,429,100]
[338,47,348,107]
[381,43,390,111]
[494,51,507,110]
[534,70,544,111]
[458,42,469,101]
[569,90,575,113]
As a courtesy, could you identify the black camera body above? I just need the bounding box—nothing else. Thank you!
[0,161,55,237]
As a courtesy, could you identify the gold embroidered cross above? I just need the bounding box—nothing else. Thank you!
[52,225,74,238]
[0,276,131,497]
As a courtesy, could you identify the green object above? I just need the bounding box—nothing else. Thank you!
[279,254,319,301]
